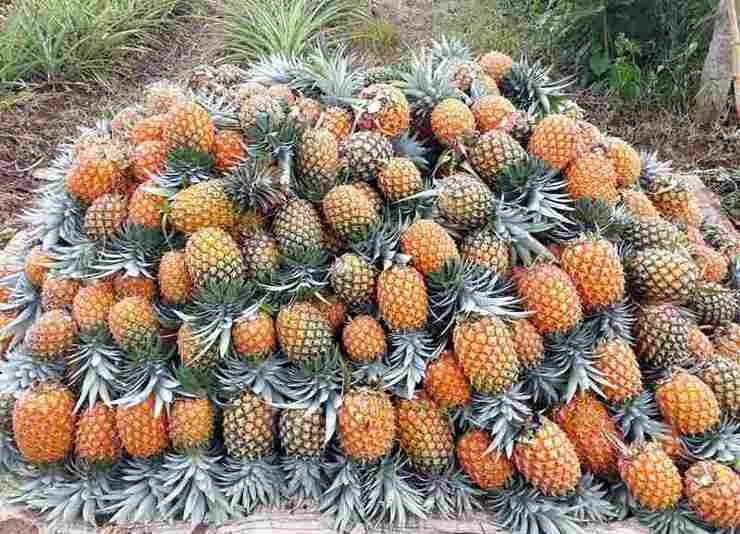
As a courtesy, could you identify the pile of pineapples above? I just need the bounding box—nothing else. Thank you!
[1,38,739,533]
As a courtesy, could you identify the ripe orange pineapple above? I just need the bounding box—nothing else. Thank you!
[318,295,347,333]
[267,84,295,104]
[169,398,215,450]
[144,81,187,114]
[471,95,515,133]
[514,416,582,496]
[108,296,159,351]
[605,137,641,188]
[553,393,620,477]
[130,114,167,144]
[289,96,323,126]
[687,325,717,362]
[213,130,245,173]
[131,140,168,182]
[514,263,583,335]
[170,180,237,234]
[67,155,125,204]
[620,189,660,221]
[75,403,122,464]
[713,323,740,361]
[158,251,192,305]
[128,180,166,229]
[651,180,702,228]
[162,102,216,153]
[684,461,740,528]
[322,184,379,242]
[84,194,128,240]
[453,316,519,395]
[400,220,460,275]
[560,237,625,310]
[27,309,78,360]
[457,430,515,490]
[618,442,682,511]
[469,130,527,185]
[338,388,397,462]
[73,283,116,332]
[565,152,620,205]
[24,246,51,287]
[359,84,410,137]
[185,227,245,290]
[232,311,277,359]
[430,98,475,146]
[461,230,512,275]
[377,157,423,202]
[655,371,720,435]
[692,245,729,283]
[655,426,686,461]
[509,319,544,369]
[397,393,454,474]
[478,51,514,82]
[116,397,169,459]
[377,264,429,331]
[113,274,156,301]
[528,114,580,170]
[424,351,471,409]
[41,277,81,311]
[322,106,353,143]
[13,382,76,463]
[276,301,334,361]
[593,339,644,403]
[342,315,386,363]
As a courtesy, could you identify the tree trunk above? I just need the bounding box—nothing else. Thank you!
[695,0,736,124]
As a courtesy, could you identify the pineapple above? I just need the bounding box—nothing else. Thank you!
[113,274,156,301]
[377,264,429,331]
[687,325,717,362]
[322,106,353,143]
[560,237,625,310]
[323,184,379,241]
[185,227,245,290]
[424,350,471,409]
[84,193,128,240]
[469,130,527,186]
[235,81,267,101]
[177,322,219,371]
[553,393,620,477]
[144,81,187,113]
[452,61,484,93]
[656,426,686,462]
[163,102,216,153]
[41,277,80,311]
[617,442,682,511]
[377,157,423,202]
[565,152,619,205]
[276,301,334,361]
[605,137,641,188]
[130,114,167,144]
[212,130,245,173]
[27,309,78,360]
[478,51,514,82]
[13,382,76,463]
[651,179,702,228]
[66,153,126,204]
[471,95,515,133]
[430,98,475,146]
[72,283,115,332]
[461,229,511,275]
[128,180,166,229]
[697,357,740,418]
[684,461,740,528]
[108,296,159,352]
[343,131,394,182]
[170,180,237,234]
[358,83,411,138]
[593,339,644,403]
[655,370,720,435]
[158,250,193,305]
[232,311,277,359]
[457,430,515,490]
[713,322,740,361]
[239,95,285,132]
[24,245,51,287]
[509,319,544,369]
[111,105,146,140]
[272,199,325,257]
[620,189,660,221]
[436,173,494,230]
[342,315,386,363]
[452,316,519,395]
[692,244,728,283]
[289,96,323,127]
[634,305,690,368]
[400,220,459,276]
[329,253,376,307]
[397,393,454,474]
[621,216,685,251]
[131,140,168,182]
[223,391,276,460]
[296,128,340,196]
[688,282,738,326]
[514,263,583,335]
[241,229,280,280]
[527,114,579,170]
[116,396,169,459]
[279,408,325,458]
[75,403,122,464]
[267,84,295,104]
[626,248,697,304]
[337,388,397,462]
[169,397,215,450]
[513,416,582,496]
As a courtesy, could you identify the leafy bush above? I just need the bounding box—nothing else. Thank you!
[0,0,188,83]
[355,17,398,55]
[216,0,367,63]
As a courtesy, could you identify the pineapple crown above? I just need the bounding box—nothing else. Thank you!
[400,51,461,121]
[281,455,331,506]
[216,352,289,405]
[414,463,483,519]
[153,149,217,192]
[0,274,43,350]
[500,56,573,117]
[468,384,534,458]
[103,458,166,524]
[392,132,431,171]
[485,202,556,266]
[427,261,527,333]
[384,330,444,399]
[260,247,330,305]
[193,90,241,130]
[91,223,166,280]
[319,452,368,531]
[22,170,84,251]
[559,474,619,524]
[290,45,365,107]
[680,417,740,465]
[428,36,472,65]
[609,391,669,445]
[585,299,637,344]
[46,225,100,279]
[223,157,288,216]
[555,198,622,242]
[247,53,304,86]
[638,149,673,193]
[351,212,408,270]
[218,455,284,515]
[632,500,711,534]
[0,348,64,397]
[67,327,124,412]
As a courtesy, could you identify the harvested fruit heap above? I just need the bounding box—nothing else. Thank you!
[1,38,739,533]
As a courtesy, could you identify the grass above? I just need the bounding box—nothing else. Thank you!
[0,0,191,83]
[215,0,368,63]
[355,17,398,56]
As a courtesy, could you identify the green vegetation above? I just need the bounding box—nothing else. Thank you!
[434,0,718,110]
[355,17,399,56]
[215,0,367,63]
[0,0,190,83]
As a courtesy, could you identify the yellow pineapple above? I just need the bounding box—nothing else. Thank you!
[684,461,740,528]
[72,283,116,332]
[108,296,159,351]
[169,180,237,234]
[457,430,515,490]
[605,137,641,188]
[162,102,216,153]
[560,237,625,310]
[377,264,429,331]
[276,302,333,361]
[24,245,51,287]
[41,277,81,311]
[400,219,459,275]
[342,315,386,363]
[27,309,78,361]
[75,403,122,464]
[593,339,644,403]
[113,274,156,301]
[397,393,453,474]
[185,227,245,290]
[232,311,276,359]
[377,157,423,202]
[471,95,515,133]
[128,180,166,229]
[158,251,192,305]
[528,114,580,170]
[169,398,215,450]
[359,83,410,137]
[565,152,620,205]
[655,371,720,435]
[116,396,169,459]
[618,442,682,511]
[510,319,544,369]
[338,388,397,462]
[514,263,583,334]
[131,140,168,182]
[478,51,514,82]
[430,98,475,146]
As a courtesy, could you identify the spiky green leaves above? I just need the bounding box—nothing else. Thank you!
[91,223,165,280]
[500,57,573,117]
[217,455,284,516]
[67,328,123,411]
[216,352,289,404]
[468,384,534,458]
[384,331,443,399]
[223,157,287,216]
[152,149,217,192]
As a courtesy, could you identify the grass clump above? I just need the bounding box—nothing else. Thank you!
[0,0,190,83]
[216,0,367,63]
[355,17,398,55]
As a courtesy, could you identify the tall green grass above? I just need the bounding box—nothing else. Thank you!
[0,0,187,83]
[215,0,367,63]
